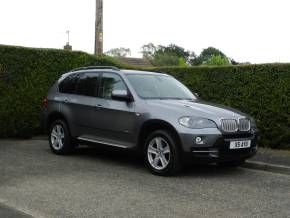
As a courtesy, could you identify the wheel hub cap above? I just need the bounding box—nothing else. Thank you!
[50,124,65,150]
[147,137,171,170]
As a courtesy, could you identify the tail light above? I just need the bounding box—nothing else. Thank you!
[43,96,48,108]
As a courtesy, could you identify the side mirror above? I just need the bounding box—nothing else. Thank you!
[112,90,133,102]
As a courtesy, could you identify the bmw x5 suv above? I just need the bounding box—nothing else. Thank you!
[43,66,259,176]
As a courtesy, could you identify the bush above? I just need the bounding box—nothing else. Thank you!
[0,45,126,138]
[149,65,290,148]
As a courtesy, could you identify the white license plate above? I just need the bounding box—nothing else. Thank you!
[229,140,251,149]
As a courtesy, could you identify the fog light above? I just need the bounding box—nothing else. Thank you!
[195,136,204,144]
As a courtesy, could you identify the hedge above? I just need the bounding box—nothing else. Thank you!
[0,45,127,138]
[0,45,289,148]
[150,65,290,148]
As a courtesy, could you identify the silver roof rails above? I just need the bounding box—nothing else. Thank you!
[70,66,120,72]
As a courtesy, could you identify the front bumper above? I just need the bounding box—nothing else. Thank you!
[179,127,259,163]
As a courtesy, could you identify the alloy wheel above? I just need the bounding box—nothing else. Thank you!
[147,137,171,170]
[50,124,65,150]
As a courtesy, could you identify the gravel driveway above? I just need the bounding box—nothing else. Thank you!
[0,139,290,218]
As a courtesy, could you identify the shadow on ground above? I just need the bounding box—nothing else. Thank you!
[51,145,245,178]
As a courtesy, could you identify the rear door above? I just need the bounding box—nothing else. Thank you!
[69,71,102,137]
[58,73,79,136]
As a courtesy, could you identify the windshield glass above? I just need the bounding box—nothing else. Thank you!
[126,74,196,100]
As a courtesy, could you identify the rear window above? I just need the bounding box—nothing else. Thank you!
[59,74,78,94]
[75,73,100,97]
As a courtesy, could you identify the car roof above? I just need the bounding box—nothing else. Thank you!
[58,69,170,84]
[61,68,169,78]
[120,70,168,76]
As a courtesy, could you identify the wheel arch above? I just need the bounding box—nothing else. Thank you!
[137,119,183,152]
[46,111,69,132]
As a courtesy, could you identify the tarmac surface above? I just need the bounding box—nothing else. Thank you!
[1,139,290,218]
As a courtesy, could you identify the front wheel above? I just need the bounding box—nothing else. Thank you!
[144,130,181,176]
[49,120,75,155]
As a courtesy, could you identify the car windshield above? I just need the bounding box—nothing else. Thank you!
[126,74,196,100]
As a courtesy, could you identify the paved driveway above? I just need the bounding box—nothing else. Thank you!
[0,139,290,218]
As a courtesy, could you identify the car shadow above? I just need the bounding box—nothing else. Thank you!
[58,145,247,178]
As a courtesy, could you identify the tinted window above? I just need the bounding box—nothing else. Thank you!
[100,73,127,99]
[76,73,100,97]
[59,74,78,94]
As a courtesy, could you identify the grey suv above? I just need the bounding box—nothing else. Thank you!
[43,66,258,176]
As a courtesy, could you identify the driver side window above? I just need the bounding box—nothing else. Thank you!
[99,73,127,99]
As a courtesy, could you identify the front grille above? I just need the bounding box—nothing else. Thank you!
[239,118,251,131]
[221,118,251,132]
[221,119,238,132]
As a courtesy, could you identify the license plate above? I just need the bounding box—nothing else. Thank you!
[229,140,251,149]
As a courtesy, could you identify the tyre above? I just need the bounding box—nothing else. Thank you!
[144,130,181,176]
[49,119,75,155]
[217,159,246,168]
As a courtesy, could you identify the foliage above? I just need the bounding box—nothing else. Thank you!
[142,44,231,67]
[153,52,180,66]
[191,47,228,66]
[141,43,194,66]
[149,64,290,148]
[141,43,157,60]
[204,55,231,66]
[0,45,126,138]
[105,47,131,57]
[178,58,189,67]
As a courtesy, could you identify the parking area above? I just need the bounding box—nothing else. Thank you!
[0,139,290,218]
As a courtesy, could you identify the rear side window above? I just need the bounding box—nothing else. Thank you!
[99,73,127,99]
[59,74,78,94]
[76,72,100,97]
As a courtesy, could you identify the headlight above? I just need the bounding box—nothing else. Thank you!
[178,117,217,129]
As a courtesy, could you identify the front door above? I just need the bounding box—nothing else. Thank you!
[93,72,137,148]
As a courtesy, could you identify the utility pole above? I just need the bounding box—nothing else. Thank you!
[95,0,103,55]
[64,30,72,51]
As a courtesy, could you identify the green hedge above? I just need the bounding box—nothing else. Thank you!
[0,45,289,148]
[0,45,126,138]
[150,65,290,148]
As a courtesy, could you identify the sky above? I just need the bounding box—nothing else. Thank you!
[0,0,289,63]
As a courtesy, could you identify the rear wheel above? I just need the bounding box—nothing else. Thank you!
[144,130,181,176]
[49,120,75,155]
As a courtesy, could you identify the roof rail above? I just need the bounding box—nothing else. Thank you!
[70,66,120,72]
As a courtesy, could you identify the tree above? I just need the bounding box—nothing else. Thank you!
[105,47,131,57]
[191,47,227,66]
[153,53,181,66]
[156,44,191,60]
[141,43,194,66]
[204,55,231,66]
[140,43,157,61]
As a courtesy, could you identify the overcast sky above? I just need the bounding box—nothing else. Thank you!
[0,0,289,63]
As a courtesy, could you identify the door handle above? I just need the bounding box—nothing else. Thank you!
[63,99,69,104]
[96,104,103,109]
